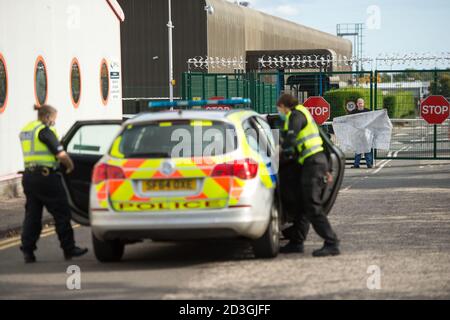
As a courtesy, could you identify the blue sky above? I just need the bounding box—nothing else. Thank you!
[245,0,450,57]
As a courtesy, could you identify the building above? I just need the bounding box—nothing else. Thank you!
[362,81,431,100]
[0,0,124,192]
[119,0,352,110]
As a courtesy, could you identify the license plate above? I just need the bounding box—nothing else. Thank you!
[142,179,197,192]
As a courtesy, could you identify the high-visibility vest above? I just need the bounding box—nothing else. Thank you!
[283,105,324,165]
[19,120,59,169]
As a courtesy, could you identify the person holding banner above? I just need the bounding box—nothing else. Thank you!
[351,98,373,168]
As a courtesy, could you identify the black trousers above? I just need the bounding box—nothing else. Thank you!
[287,153,339,246]
[21,172,75,253]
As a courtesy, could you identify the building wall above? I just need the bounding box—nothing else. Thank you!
[118,0,208,102]
[0,0,123,178]
[119,0,351,102]
[206,0,352,72]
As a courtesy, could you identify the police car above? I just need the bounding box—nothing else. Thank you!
[60,99,344,262]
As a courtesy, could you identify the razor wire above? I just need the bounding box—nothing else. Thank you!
[257,54,373,70]
[187,56,247,70]
[186,52,450,71]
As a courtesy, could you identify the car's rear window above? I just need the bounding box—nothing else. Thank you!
[114,120,238,158]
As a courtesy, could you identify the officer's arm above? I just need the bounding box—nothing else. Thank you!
[39,128,74,174]
[56,151,74,174]
[282,112,306,150]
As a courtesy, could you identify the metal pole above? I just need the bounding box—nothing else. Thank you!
[168,0,174,102]
[434,125,437,159]
[370,71,376,165]
[433,69,438,159]
[319,67,323,96]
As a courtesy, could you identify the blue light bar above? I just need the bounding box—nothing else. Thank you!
[148,98,251,108]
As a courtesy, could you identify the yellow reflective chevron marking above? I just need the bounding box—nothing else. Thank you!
[96,110,278,212]
[110,136,124,159]
[112,199,227,212]
[190,120,212,126]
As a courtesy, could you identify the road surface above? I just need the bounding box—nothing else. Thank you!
[0,160,449,299]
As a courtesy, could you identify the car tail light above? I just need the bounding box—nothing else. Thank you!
[92,163,125,183]
[212,158,258,180]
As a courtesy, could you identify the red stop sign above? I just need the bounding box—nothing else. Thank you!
[421,95,450,124]
[204,96,231,111]
[303,96,331,125]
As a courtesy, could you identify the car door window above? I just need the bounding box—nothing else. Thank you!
[67,124,121,155]
[243,117,272,160]
[254,116,277,153]
[242,119,259,153]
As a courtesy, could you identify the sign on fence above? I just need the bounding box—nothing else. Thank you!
[204,96,231,110]
[303,96,331,125]
[420,95,450,124]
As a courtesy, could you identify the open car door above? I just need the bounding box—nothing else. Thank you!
[265,114,345,217]
[60,120,123,225]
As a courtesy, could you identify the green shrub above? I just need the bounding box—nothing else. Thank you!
[323,88,376,119]
[382,91,416,118]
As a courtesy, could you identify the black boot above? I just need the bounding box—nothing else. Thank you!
[21,247,36,264]
[312,243,340,257]
[280,241,304,254]
[64,246,88,260]
[23,251,36,264]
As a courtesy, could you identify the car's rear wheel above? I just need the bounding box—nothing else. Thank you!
[92,233,125,262]
[252,201,280,259]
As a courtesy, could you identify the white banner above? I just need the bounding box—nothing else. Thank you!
[332,109,393,154]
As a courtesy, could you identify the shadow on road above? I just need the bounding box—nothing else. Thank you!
[0,240,257,276]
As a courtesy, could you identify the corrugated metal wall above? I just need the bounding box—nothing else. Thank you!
[119,0,352,106]
[207,0,352,73]
[119,0,207,102]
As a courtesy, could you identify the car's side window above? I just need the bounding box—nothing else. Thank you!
[254,116,276,153]
[242,119,260,153]
[243,117,272,159]
[67,124,121,156]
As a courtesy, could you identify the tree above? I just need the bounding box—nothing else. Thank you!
[429,74,450,97]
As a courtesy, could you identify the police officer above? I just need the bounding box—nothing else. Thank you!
[277,94,340,257]
[19,104,88,263]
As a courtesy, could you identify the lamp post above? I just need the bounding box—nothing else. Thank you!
[167,0,174,102]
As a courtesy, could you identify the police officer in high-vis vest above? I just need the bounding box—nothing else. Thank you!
[277,94,340,257]
[19,104,88,263]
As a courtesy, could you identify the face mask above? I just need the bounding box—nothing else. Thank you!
[278,111,286,121]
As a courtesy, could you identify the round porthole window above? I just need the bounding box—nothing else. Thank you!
[34,56,48,107]
[100,59,109,105]
[0,53,7,113]
[70,58,82,108]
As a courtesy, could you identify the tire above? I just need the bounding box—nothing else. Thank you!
[252,201,281,259]
[92,233,125,263]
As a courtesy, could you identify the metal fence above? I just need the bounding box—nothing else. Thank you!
[182,72,249,100]
[177,69,450,160]
[181,72,278,113]
[373,69,450,160]
[255,71,375,119]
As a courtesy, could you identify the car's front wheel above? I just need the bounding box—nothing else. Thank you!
[252,201,280,259]
[92,233,125,263]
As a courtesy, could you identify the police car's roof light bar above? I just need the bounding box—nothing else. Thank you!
[148,98,251,109]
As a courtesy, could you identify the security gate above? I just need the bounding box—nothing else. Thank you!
[181,69,450,160]
[373,69,450,160]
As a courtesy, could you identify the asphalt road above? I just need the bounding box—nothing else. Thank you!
[0,159,449,299]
